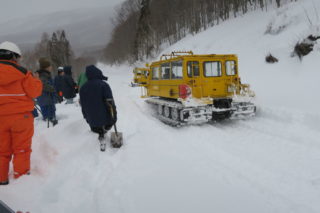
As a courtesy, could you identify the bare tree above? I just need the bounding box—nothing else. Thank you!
[104,0,298,64]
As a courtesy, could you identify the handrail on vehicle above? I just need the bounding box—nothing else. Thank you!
[160,51,193,61]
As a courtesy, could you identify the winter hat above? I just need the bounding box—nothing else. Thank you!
[57,66,64,73]
[39,57,51,69]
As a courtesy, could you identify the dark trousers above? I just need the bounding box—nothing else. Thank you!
[40,105,56,120]
[90,125,113,138]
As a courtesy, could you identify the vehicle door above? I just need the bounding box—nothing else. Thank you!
[201,60,225,97]
[186,61,201,98]
[149,66,161,96]
[224,60,238,95]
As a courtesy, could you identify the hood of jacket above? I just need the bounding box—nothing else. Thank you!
[36,69,51,76]
[36,69,52,80]
[86,65,108,81]
[0,60,26,86]
[64,66,72,75]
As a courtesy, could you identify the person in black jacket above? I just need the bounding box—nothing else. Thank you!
[61,66,76,104]
[79,65,116,140]
[36,58,58,126]
[54,67,64,103]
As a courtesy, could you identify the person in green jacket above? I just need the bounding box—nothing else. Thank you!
[78,69,108,91]
[77,71,88,90]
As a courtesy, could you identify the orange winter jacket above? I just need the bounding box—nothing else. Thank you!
[0,60,43,116]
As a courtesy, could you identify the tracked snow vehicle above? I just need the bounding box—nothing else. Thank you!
[138,51,256,126]
[131,67,149,87]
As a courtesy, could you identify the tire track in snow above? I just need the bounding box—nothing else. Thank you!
[193,106,320,213]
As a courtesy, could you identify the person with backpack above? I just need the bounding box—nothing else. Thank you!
[35,58,58,126]
[0,41,42,185]
[54,67,64,103]
[79,65,116,141]
[61,66,76,104]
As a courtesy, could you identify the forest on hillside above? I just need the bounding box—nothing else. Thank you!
[104,0,298,64]
[20,0,299,73]
[21,30,97,77]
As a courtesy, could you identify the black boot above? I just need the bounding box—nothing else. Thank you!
[0,180,9,185]
[98,132,107,151]
[98,133,104,141]
[50,119,58,126]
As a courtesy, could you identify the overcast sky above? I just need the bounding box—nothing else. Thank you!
[1,0,122,23]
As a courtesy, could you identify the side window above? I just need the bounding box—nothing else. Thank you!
[161,63,170,80]
[152,67,160,80]
[144,71,149,77]
[187,61,199,77]
[203,61,222,77]
[171,60,183,79]
[226,61,236,76]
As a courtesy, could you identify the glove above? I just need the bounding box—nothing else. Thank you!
[32,108,39,118]
[106,99,117,124]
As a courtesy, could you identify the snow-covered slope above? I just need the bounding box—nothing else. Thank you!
[162,0,320,113]
[1,0,320,212]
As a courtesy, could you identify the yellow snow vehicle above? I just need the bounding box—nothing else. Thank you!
[138,51,256,126]
[131,67,149,87]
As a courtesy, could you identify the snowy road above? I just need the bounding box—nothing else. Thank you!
[1,66,320,213]
[1,0,320,211]
[91,68,320,213]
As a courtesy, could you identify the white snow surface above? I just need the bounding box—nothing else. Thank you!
[1,0,320,212]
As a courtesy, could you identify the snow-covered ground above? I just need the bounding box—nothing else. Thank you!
[1,0,320,212]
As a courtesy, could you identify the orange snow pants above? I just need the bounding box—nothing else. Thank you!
[0,112,34,182]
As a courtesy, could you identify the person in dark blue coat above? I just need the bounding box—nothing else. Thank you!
[36,58,58,126]
[54,67,64,103]
[61,66,76,104]
[79,65,116,140]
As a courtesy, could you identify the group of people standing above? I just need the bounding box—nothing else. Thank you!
[0,41,117,185]
[36,58,77,126]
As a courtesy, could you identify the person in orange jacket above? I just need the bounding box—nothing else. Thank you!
[0,41,42,185]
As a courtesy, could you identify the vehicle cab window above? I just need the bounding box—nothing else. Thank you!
[161,63,170,79]
[187,61,199,77]
[226,61,237,76]
[203,61,222,77]
[152,66,160,80]
[171,60,183,79]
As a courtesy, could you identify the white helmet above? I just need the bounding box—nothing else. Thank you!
[0,41,22,56]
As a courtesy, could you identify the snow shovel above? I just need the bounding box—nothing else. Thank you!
[108,102,123,148]
[110,123,123,148]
